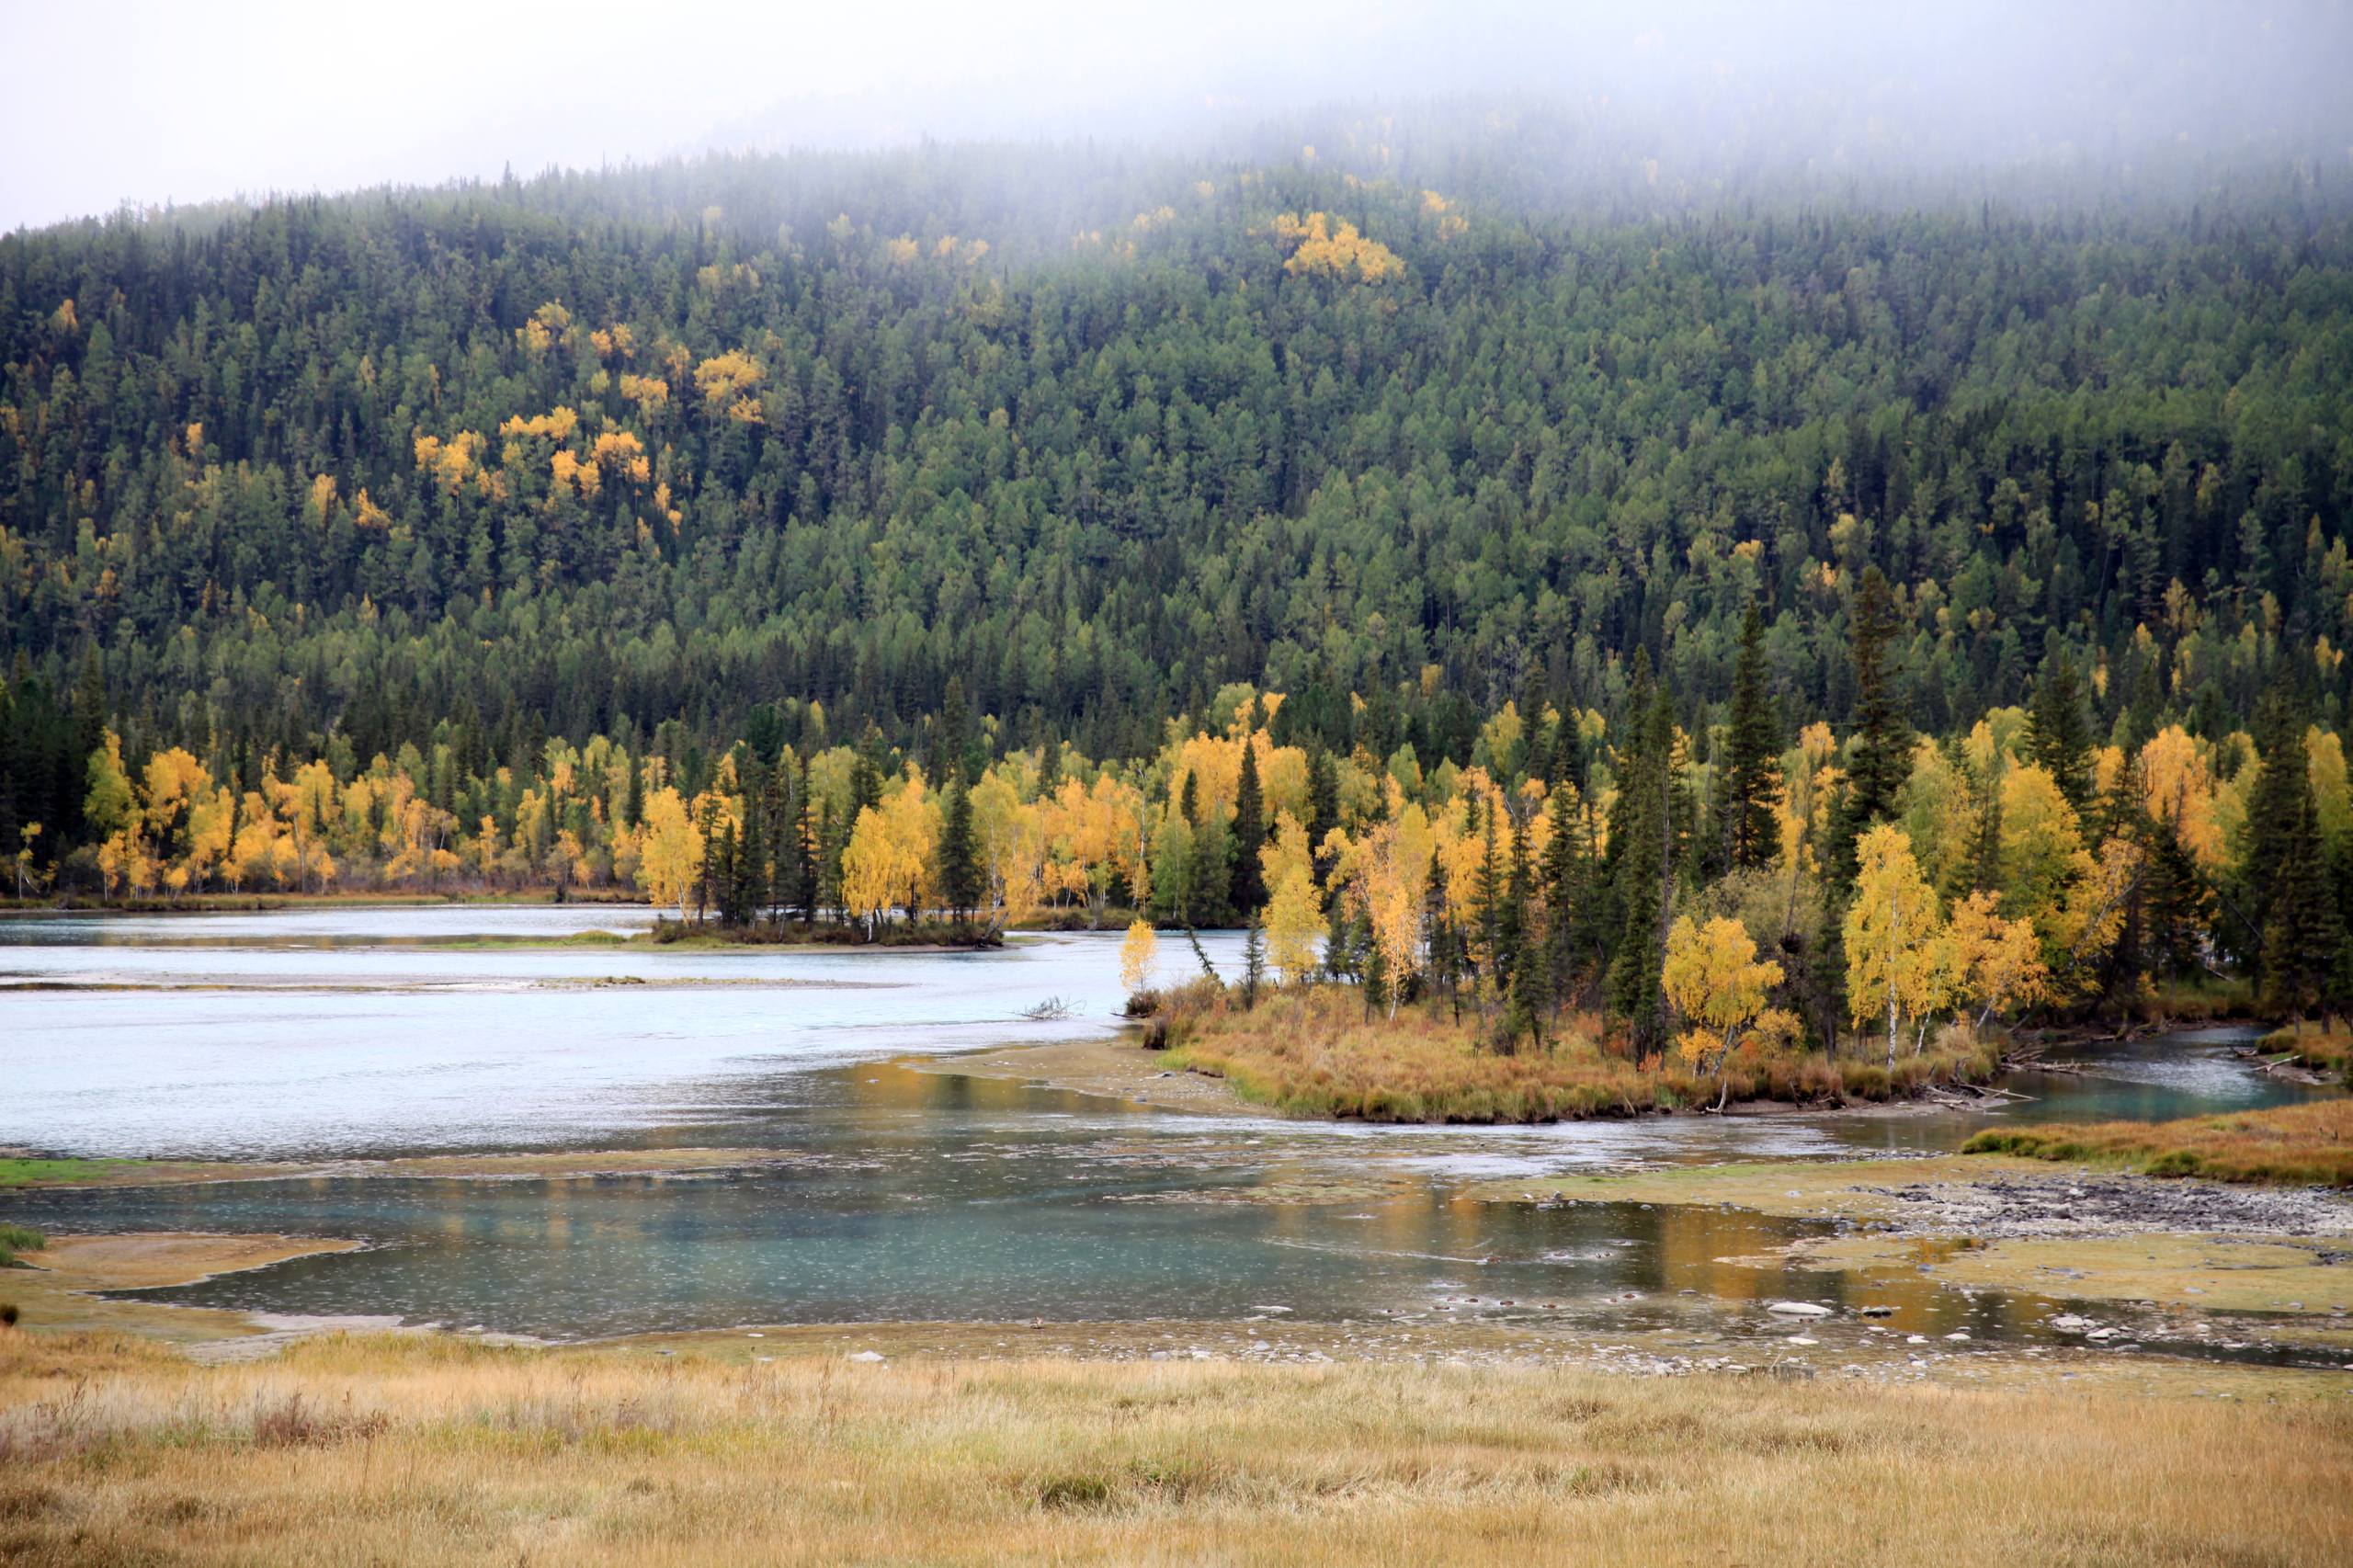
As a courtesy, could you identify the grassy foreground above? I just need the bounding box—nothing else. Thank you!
[1963,1100,2353,1187]
[1159,985,1998,1122]
[2,1331,2348,1566]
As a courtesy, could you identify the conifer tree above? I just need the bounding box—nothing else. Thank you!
[1829,565,1911,886]
[1540,779,1584,1005]
[939,771,981,921]
[2259,758,2343,1016]
[1231,740,1266,914]
[1473,805,1503,1009]
[732,803,766,925]
[936,676,974,785]
[1307,747,1339,880]
[2026,653,2096,814]
[1722,598,1783,870]
[1608,680,1677,1060]
[2237,683,2313,970]
[792,758,819,924]
[1240,915,1267,1009]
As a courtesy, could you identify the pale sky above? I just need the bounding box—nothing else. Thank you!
[4,1,2348,233]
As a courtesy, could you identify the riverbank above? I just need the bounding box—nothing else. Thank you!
[1963,1099,2353,1186]
[0,1233,361,1344]
[1145,985,2001,1123]
[2,1327,2346,1567]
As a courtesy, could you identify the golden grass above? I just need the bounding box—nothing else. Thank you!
[2259,1026,2353,1080]
[1963,1099,2353,1187]
[1165,986,1996,1122]
[2,1330,2348,1567]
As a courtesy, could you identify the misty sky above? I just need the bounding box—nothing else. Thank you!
[5,0,2349,233]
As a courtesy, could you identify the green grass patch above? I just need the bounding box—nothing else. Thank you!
[0,1156,152,1188]
[1962,1099,2353,1187]
[0,1221,47,1267]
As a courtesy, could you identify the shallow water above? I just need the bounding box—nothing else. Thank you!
[1,907,2336,1358]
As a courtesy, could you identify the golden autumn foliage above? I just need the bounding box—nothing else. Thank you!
[1662,915,1783,1074]
[693,349,764,411]
[1273,212,1404,282]
[1119,918,1159,993]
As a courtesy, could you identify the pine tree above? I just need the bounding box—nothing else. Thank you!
[792,757,819,924]
[1504,814,1548,1051]
[732,804,766,926]
[2238,683,2311,970]
[1829,565,1911,886]
[1473,805,1504,1009]
[2026,653,2096,814]
[1499,807,1530,983]
[2139,806,2208,979]
[1722,598,1783,870]
[1231,740,1266,915]
[939,772,981,921]
[2262,785,2342,1017]
[1548,706,1586,794]
[1307,747,1339,881]
[936,676,974,785]
[1426,845,1462,1020]
[1607,680,1677,1060]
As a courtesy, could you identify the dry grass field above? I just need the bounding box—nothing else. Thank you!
[1964,1099,2353,1186]
[2,1328,2347,1566]
[1163,985,1997,1121]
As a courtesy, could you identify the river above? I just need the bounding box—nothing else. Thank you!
[1,905,2335,1357]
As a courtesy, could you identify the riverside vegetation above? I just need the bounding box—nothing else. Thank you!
[1963,1099,2353,1187]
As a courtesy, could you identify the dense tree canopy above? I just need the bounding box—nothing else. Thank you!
[6,105,2353,1042]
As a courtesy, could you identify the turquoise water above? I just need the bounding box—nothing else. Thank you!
[2,907,2336,1357]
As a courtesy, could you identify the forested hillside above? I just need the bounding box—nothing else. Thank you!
[6,106,2353,1039]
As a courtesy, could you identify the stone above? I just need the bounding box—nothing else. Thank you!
[1766,1301,1833,1317]
[847,1349,886,1363]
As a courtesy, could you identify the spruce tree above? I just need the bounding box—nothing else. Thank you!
[2026,653,2096,814]
[1504,815,1548,1051]
[936,676,974,785]
[2238,683,2311,970]
[1722,598,1783,871]
[939,772,982,922]
[792,758,818,924]
[1473,805,1503,1009]
[2262,786,2342,1017]
[1607,681,1677,1060]
[732,804,766,926]
[1231,741,1266,914]
[1829,564,1911,886]
[1306,747,1339,880]
[1540,778,1584,1006]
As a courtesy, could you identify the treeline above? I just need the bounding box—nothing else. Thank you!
[25,599,2353,1059]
